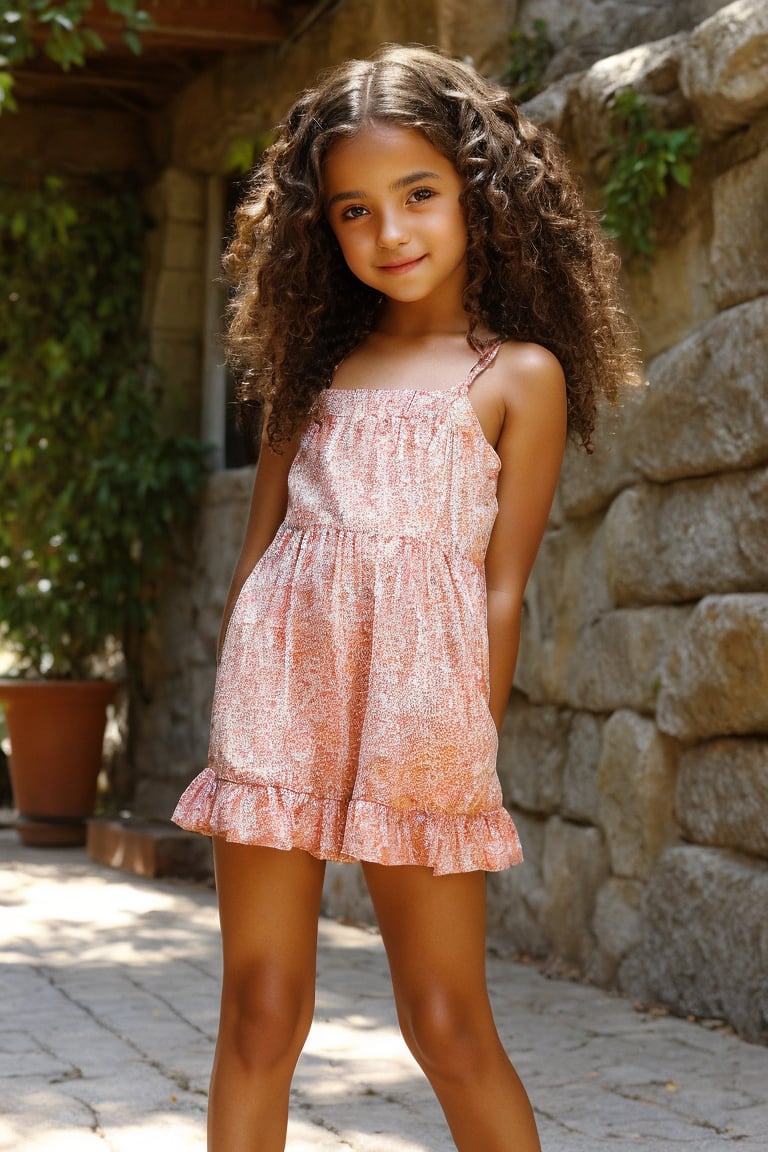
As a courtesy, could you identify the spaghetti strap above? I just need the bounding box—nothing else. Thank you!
[461,341,503,394]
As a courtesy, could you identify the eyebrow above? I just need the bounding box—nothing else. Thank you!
[326,170,442,207]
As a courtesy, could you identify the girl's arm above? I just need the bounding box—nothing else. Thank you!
[217,420,301,663]
[485,345,568,731]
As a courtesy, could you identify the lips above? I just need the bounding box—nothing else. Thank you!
[377,255,426,274]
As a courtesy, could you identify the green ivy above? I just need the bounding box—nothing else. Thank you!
[0,0,151,112]
[502,18,554,104]
[603,88,701,261]
[224,131,275,176]
[0,177,208,678]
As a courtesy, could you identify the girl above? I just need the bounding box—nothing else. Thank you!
[174,44,637,1152]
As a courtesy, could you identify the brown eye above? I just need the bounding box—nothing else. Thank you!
[408,188,435,203]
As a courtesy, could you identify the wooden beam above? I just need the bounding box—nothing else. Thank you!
[85,1,307,51]
[10,64,185,112]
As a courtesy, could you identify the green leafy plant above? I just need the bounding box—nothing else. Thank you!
[502,18,554,104]
[603,88,701,261]
[0,176,208,678]
[0,0,151,112]
[224,130,275,176]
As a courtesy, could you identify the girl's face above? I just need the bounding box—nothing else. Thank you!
[323,122,468,311]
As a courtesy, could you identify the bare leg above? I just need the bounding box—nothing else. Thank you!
[208,841,326,1152]
[362,863,541,1152]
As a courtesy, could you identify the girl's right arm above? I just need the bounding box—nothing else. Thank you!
[216,419,301,663]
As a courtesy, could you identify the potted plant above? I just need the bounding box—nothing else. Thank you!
[0,176,208,845]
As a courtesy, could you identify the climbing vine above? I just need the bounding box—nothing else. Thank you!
[0,177,208,677]
[603,88,701,261]
[502,18,554,104]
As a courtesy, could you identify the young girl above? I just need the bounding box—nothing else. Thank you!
[174,44,636,1151]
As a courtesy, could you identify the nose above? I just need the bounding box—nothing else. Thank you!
[376,209,409,249]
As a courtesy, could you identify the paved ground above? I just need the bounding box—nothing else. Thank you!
[1,828,767,1151]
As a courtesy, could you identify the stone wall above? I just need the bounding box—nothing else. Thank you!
[518,0,730,81]
[131,468,253,817]
[132,0,768,1040]
[490,0,768,1042]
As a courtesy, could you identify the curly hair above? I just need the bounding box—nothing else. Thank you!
[225,44,638,451]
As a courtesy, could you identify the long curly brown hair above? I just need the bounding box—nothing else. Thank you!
[225,44,638,451]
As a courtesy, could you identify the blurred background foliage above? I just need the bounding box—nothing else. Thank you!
[0,177,208,678]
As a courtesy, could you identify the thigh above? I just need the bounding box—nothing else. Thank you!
[361,863,491,1014]
[214,841,326,989]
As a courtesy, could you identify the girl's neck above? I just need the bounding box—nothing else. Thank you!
[376,297,470,341]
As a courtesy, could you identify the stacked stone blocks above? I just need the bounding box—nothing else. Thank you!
[494,0,768,1041]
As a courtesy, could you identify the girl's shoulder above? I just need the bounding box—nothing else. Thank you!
[490,340,566,414]
[494,338,564,379]
[490,341,568,469]
[470,339,565,454]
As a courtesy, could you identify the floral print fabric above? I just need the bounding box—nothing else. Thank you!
[173,344,523,874]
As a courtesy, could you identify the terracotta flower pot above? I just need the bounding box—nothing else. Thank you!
[0,680,118,847]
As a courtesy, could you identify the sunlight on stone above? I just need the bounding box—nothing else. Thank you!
[298,1022,416,1094]
[0,1117,207,1151]
[1,867,217,968]
[287,1118,431,1152]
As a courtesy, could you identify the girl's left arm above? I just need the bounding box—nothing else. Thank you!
[485,345,568,731]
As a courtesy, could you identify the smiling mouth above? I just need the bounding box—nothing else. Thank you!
[377,255,426,273]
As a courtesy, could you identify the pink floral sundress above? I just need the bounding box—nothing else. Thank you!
[173,343,523,875]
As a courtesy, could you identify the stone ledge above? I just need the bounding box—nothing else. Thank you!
[86,817,213,881]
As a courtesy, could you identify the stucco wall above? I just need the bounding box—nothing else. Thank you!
[133,0,768,1041]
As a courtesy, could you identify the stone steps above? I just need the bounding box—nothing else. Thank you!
[86,816,213,882]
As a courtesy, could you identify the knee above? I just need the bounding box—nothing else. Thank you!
[400,991,498,1085]
[221,965,314,1075]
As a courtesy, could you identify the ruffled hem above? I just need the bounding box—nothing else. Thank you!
[173,767,523,877]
